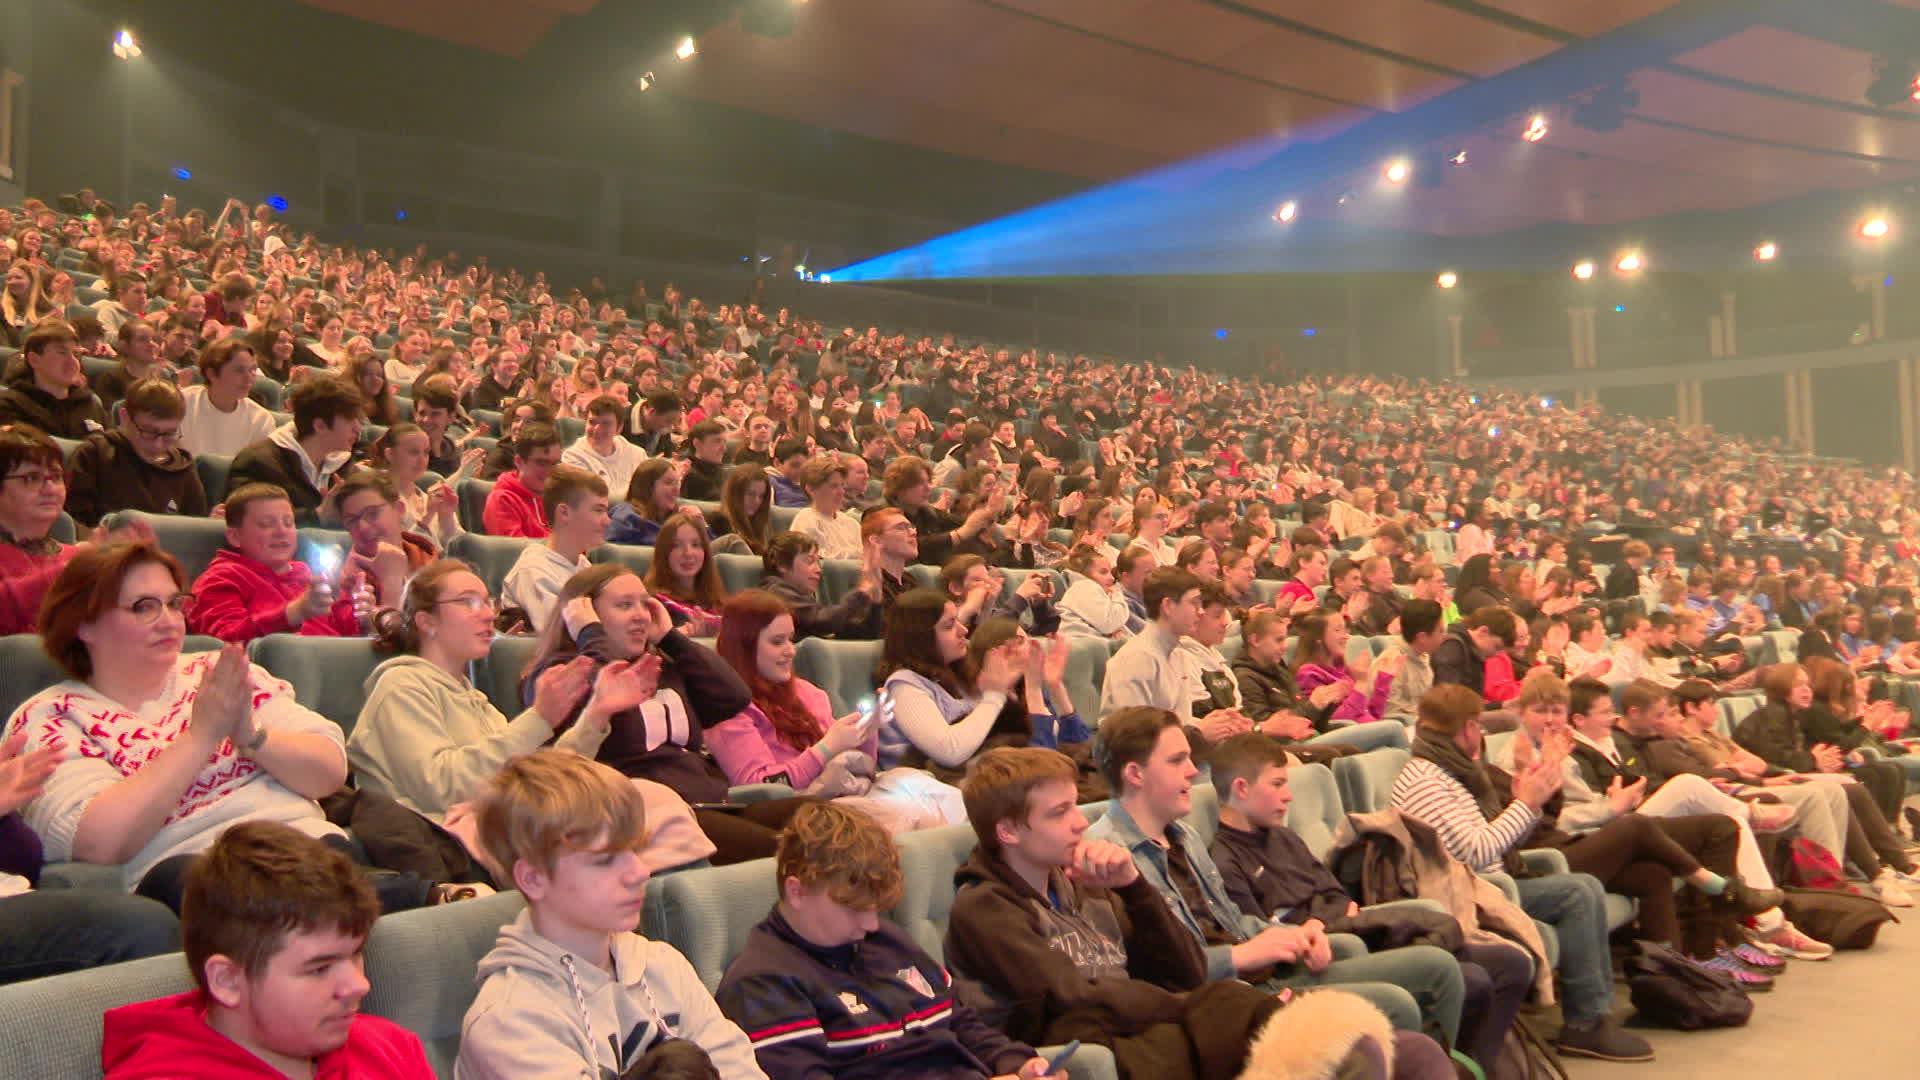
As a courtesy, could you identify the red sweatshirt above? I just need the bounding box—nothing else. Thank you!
[0,540,74,634]
[482,471,549,538]
[188,548,361,643]
[102,991,435,1080]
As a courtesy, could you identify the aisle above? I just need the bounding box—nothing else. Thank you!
[1562,908,1918,1076]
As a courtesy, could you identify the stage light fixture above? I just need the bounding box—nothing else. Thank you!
[1383,159,1411,185]
[1754,241,1779,262]
[818,274,831,284]
[1273,200,1298,223]
[637,71,656,91]
[112,29,141,60]
[675,36,697,60]
[1436,271,1458,289]
[1448,149,1469,166]
[1860,216,1892,239]
[1522,113,1549,143]
[1614,250,1644,274]
[1572,260,1596,281]
[1866,57,1920,107]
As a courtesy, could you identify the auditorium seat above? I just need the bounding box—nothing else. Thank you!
[446,533,533,596]
[817,557,863,605]
[475,634,542,718]
[246,634,385,737]
[769,504,800,532]
[1060,634,1111,718]
[455,478,493,534]
[126,511,227,583]
[0,633,224,735]
[712,552,763,596]
[589,541,652,578]
[793,637,882,715]
[1333,747,1410,813]
[194,452,233,503]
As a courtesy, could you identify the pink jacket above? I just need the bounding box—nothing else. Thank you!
[706,677,878,789]
[189,548,360,642]
[1295,658,1393,723]
[482,472,548,538]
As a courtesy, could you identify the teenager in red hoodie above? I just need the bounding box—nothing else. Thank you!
[101,821,435,1080]
[189,483,362,643]
[481,421,560,538]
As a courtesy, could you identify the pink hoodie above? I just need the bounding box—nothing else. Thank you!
[706,677,878,788]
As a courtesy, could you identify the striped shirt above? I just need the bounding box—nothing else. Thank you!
[1388,757,1541,873]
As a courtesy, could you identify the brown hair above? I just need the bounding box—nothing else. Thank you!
[1760,662,1804,704]
[646,513,724,610]
[718,464,771,554]
[370,559,476,655]
[287,375,365,439]
[1208,732,1291,799]
[0,423,63,480]
[20,317,77,357]
[541,464,608,523]
[39,541,187,679]
[961,746,1078,855]
[775,801,903,911]
[1513,670,1569,710]
[1416,684,1484,735]
[1618,678,1668,717]
[122,377,184,421]
[181,820,378,995]
[881,455,931,500]
[222,482,292,529]
[800,455,848,493]
[1803,656,1856,714]
[624,457,678,521]
[477,749,649,877]
[1093,705,1184,791]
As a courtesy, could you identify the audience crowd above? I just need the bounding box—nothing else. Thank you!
[1,188,1918,1079]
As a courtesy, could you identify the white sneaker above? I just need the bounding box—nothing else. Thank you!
[1874,870,1915,907]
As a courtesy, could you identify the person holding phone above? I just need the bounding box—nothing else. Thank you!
[189,484,364,644]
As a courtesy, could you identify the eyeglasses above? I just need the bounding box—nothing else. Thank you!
[128,418,182,443]
[4,469,65,490]
[122,593,195,623]
[436,594,497,614]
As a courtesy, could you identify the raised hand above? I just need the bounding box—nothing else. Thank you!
[560,596,602,640]
[1067,838,1140,889]
[532,655,597,730]
[194,644,255,749]
[0,729,61,816]
[583,654,663,721]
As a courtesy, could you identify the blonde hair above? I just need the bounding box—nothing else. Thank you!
[476,750,648,876]
[1513,670,1569,710]
[775,802,903,911]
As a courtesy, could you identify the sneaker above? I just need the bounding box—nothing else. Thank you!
[1555,1018,1655,1062]
[1719,876,1786,916]
[1729,942,1787,972]
[1698,950,1774,991]
[1874,870,1916,908]
[1754,921,1835,960]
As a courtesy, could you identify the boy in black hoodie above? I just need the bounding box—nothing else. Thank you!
[65,378,209,525]
[715,801,1056,1080]
[946,747,1430,1080]
[1206,735,1530,1071]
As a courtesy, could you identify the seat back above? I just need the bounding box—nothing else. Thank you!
[456,478,495,534]
[1765,629,1798,665]
[130,510,229,582]
[1720,693,1762,739]
[793,637,883,715]
[1333,747,1411,813]
[247,634,386,737]
[1060,635,1111,719]
[1181,782,1222,847]
[713,552,763,596]
[589,542,653,578]
[641,858,780,991]
[476,635,543,718]
[0,634,222,733]
[0,954,193,1080]
[890,822,983,963]
[446,533,534,596]
[1283,763,1345,861]
[818,558,863,606]
[361,890,526,1076]
[769,505,801,532]
[194,452,233,502]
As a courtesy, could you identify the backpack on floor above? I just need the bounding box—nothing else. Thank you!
[1624,941,1753,1030]
[1783,836,1853,892]
[1779,886,1897,949]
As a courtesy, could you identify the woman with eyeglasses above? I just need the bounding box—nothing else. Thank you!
[0,425,81,635]
[348,560,718,871]
[7,542,357,910]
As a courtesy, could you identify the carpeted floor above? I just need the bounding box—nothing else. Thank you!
[1560,901,1917,1076]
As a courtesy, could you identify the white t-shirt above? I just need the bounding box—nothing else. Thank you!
[502,545,590,635]
[560,435,648,502]
[791,507,862,561]
[179,385,277,459]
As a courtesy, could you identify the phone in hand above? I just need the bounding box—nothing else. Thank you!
[1043,1040,1081,1074]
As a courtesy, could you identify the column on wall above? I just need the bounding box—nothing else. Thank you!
[1898,357,1917,474]
[1446,313,1465,377]
[1785,371,1802,449]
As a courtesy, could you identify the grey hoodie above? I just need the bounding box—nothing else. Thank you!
[456,909,766,1080]
[348,654,606,821]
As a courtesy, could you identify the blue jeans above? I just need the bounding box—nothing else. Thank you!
[1515,872,1613,1026]
[1309,723,1410,752]
[1271,940,1466,1039]
[0,891,180,985]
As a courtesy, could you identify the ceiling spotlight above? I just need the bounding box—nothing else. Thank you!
[1436,271,1459,290]
[1273,200,1298,223]
[1337,192,1355,206]
[1866,56,1920,107]
[1754,241,1779,262]
[1572,260,1596,281]
[793,263,807,277]
[1614,250,1644,274]
[1860,216,1892,239]
[1448,149,1469,166]
[112,28,142,60]
[637,71,656,91]
[1383,159,1411,185]
[675,36,697,60]
[1522,113,1550,143]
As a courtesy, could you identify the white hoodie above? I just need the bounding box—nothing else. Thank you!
[456,908,766,1080]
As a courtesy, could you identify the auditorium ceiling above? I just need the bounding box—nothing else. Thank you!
[294,0,1920,256]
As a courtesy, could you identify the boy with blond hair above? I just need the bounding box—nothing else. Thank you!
[717,801,1059,1080]
[456,751,764,1080]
